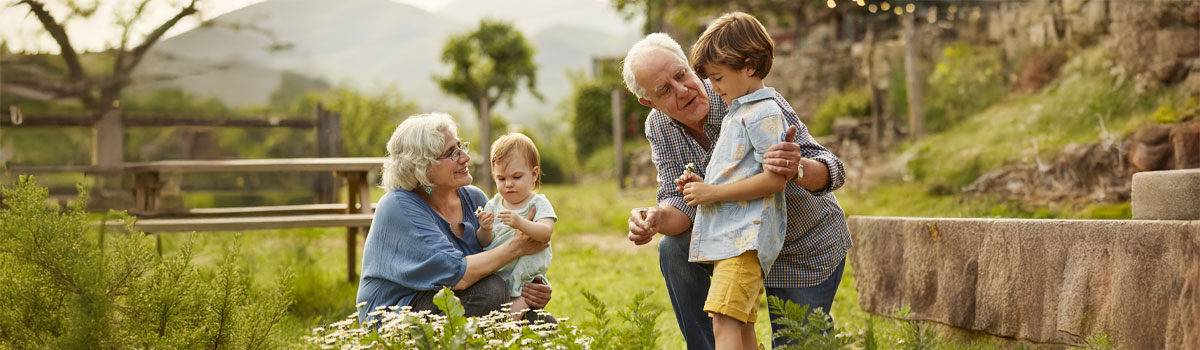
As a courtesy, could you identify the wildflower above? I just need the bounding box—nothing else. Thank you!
[356,301,367,308]
[685,163,697,173]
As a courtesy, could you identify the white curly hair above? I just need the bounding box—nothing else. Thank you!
[380,113,457,191]
[622,32,690,100]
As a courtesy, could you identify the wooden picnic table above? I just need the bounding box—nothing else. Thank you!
[123,157,385,282]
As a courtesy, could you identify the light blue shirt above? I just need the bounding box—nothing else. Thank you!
[482,193,557,297]
[356,185,489,323]
[688,87,788,276]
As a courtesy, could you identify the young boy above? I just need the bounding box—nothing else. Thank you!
[679,12,791,349]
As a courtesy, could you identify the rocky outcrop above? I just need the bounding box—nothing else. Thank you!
[849,216,1200,349]
[966,121,1200,204]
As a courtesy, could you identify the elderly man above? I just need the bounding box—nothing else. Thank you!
[623,33,852,349]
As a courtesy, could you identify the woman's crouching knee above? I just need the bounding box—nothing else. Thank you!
[458,274,510,317]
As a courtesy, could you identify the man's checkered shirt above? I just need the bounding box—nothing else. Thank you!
[644,81,852,288]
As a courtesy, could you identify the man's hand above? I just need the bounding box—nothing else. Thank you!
[627,207,658,245]
[521,277,552,309]
[764,125,803,180]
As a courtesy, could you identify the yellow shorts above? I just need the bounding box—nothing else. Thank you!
[703,250,763,323]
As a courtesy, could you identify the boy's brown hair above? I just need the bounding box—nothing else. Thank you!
[490,133,542,188]
[690,12,775,80]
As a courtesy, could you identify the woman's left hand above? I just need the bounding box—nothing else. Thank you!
[522,277,552,309]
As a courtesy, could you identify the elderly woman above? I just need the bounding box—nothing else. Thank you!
[356,113,552,323]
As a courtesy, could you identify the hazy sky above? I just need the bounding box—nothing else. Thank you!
[0,0,453,53]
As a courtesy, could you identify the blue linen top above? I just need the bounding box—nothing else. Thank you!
[688,87,788,276]
[356,185,489,323]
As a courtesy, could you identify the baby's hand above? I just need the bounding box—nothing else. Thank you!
[497,210,524,228]
[682,181,717,206]
[475,210,494,232]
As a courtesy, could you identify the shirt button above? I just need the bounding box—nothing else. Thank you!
[753,220,760,224]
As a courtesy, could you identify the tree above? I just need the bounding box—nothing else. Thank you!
[434,19,541,193]
[6,0,205,168]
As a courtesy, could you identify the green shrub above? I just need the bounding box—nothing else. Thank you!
[767,295,854,350]
[923,42,1007,133]
[0,177,293,349]
[811,90,872,136]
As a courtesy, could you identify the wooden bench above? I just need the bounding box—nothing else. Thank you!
[105,213,375,233]
[121,157,385,282]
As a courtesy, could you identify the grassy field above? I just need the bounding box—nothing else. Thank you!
[157,180,1076,349]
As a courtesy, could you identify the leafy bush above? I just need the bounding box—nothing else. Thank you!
[569,69,650,160]
[767,295,853,350]
[923,42,1007,133]
[811,90,872,136]
[0,177,293,349]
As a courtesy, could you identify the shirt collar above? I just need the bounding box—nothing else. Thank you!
[730,87,776,108]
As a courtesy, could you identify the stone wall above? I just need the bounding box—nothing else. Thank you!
[849,216,1200,349]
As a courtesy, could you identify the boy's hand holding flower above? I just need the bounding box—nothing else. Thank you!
[682,181,717,206]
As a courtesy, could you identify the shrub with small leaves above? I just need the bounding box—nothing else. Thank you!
[0,176,293,349]
[767,295,854,350]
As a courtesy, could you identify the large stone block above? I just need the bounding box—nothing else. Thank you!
[1132,168,1200,220]
[849,217,1200,349]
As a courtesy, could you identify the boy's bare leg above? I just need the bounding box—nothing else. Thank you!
[712,313,745,350]
[509,296,529,321]
[740,322,757,349]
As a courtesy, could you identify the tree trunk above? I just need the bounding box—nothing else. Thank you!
[903,12,925,139]
[865,15,883,152]
[478,96,493,194]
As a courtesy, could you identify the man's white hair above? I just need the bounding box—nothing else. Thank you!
[622,33,690,100]
[381,113,457,191]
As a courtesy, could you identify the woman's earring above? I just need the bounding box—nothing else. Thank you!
[423,185,433,195]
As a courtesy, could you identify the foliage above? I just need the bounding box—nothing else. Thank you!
[0,177,293,349]
[767,295,854,350]
[5,0,205,116]
[895,305,938,350]
[568,68,651,160]
[922,42,1007,134]
[289,87,420,157]
[903,46,1166,191]
[435,18,541,191]
[270,71,333,111]
[811,89,872,136]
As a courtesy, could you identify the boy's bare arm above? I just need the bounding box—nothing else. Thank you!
[683,171,788,206]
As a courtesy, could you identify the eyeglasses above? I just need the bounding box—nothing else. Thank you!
[437,141,470,161]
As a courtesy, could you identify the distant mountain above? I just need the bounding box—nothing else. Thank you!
[132,0,642,124]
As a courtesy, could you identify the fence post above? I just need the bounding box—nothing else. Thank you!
[612,89,625,189]
[89,108,133,211]
[316,103,342,203]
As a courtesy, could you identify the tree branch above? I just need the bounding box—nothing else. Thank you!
[17,1,85,83]
[120,0,198,75]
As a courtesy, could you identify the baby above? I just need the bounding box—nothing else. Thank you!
[477,133,557,321]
